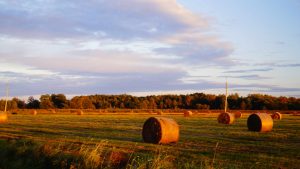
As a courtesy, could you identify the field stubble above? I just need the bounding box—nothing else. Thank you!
[0,110,299,169]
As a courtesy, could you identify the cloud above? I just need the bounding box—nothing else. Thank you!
[255,62,300,68]
[276,63,300,67]
[1,47,181,74]
[0,0,233,66]
[0,70,214,96]
[155,38,234,65]
[233,86,300,93]
[223,68,273,73]
[0,0,207,40]
[2,70,299,97]
[0,0,237,96]
[219,75,270,80]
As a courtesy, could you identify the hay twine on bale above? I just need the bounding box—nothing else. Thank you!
[247,113,273,132]
[234,112,242,118]
[217,112,235,124]
[142,117,179,144]
[184,110,193,117]
[271,112,282,120]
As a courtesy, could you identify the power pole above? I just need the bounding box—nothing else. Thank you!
[225,79,228,113]
[4,83,9,113]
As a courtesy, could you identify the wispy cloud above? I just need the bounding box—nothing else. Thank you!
[255,62,300,68]
[276,63,300,67]
[218,75,270,80]
[223,68,273,73]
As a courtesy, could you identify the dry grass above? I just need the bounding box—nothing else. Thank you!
[0,110,300,168]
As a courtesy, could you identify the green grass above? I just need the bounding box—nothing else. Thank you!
[0,113,299,169]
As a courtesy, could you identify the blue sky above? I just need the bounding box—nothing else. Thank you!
[0,0,300,98]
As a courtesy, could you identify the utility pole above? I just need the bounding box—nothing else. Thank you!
[225,79,228,113]
[4,83,9,113]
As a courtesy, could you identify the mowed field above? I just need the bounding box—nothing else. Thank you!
[0,111,299,169]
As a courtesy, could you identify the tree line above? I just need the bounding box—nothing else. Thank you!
[1,93,299,110]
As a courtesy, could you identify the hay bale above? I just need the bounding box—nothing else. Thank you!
[142,117,179,144]
[271,112,282,120]
[234,112,242,118]
[157,110,163,115]
[247,113,273,132]
[217,112,235,124]
[0,113,8,123]
[32,110,37,115]
[184,111,193,117]
[77,110,84,115]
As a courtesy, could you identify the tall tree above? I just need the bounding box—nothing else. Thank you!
[40,94,54,109]
[51,94,69,108]
[26,96,40,109]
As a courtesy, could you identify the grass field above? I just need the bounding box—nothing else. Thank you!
[0,111,299,169]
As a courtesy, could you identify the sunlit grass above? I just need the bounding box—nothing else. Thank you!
[0,112,299,168]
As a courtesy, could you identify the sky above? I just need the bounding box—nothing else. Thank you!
[0,0,300,99]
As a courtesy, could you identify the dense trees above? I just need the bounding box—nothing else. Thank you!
[0,93,299,110]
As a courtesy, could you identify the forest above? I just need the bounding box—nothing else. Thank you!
[1,93,299,110]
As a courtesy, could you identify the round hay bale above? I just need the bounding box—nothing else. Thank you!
[234,112,242,118]
[32,110,37,115]
[218,112,235,124]
[157,110,163,115]
[247,113,273,132]
[271,112,282,120]
[77,110,84,115]
[184,111,193,117]
[0,113,8,123]
[142,117,179,144]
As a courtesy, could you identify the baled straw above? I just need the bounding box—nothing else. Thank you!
[142,117,179,144]
[157,110,163,115]
[184,111,193,117]
[247,113,273,132]
[77,110,84,115]
[234,112,242,118]
[32,110,37,115]
[271,112,282,120]
[218,112,235,124]
[0,113,8,123]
